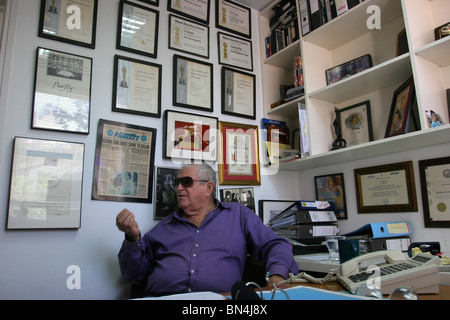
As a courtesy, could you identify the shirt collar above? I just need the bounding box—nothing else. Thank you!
[167,198,227,225]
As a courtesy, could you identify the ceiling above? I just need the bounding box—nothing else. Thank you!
[233,0,275,12]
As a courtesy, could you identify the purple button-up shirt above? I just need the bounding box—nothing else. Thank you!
[118,200,299,296]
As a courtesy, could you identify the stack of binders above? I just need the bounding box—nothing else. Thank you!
[269,200,339,245]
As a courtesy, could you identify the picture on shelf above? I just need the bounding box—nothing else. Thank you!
[325,54,373,85]
[425,110,446,128]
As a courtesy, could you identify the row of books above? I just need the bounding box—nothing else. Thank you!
[264,0,299,58]
[300,0,365,36]
[269,200,339,245]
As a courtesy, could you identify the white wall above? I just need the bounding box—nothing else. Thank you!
[0,0,301,300]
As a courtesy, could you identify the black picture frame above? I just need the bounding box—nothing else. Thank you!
[314,173,347,220]
[220,187,256,213]
[32,47,92,134]
[173,54,214,112]
[216,0,252,39]
[385,77,416,138]
[337,100,373,147]
[169,14,210,59]
[112,55,162,118]
[218,32,253,71]
[116,0,159,59]
[154,166,180,220]
[138,0,159,7]
[419,156,450,228]
[38,0,98,49]
[257,200,296,225]
[92,119,157,203]
[221,67,256,119]
[168,0,211,25]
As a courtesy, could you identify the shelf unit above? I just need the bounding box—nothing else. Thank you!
[258,0,450,171]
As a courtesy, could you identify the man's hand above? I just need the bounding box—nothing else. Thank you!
[268,274,285,287]
[116,209,141,242]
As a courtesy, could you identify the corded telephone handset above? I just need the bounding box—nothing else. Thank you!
[337,250,441,294]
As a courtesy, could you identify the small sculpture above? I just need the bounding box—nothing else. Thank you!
[331,107,346,150]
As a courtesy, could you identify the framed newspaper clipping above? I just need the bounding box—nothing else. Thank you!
[92,119,157,203]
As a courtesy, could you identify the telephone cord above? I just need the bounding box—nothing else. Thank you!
[279,270,338,285]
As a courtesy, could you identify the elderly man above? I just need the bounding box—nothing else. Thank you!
[116,162,298,297]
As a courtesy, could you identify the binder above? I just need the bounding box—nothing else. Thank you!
[299,0,312,36]
[269,200,335,224]
[343,221,413,239]
[308,0,323,31]
[273,224,339,240]
[347,0,361,10]
[269,210,337,228]
[328,0,337,20]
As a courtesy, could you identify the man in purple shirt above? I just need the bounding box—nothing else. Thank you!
[116,163,299,297]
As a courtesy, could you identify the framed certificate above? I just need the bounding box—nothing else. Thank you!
[218,32,253,71]
[7,137,85,230]
[315,173,347,219]
[168,0,211,25]
[221,67,256,119]
[216,0,251,39]
[337,100,373,147]
[138,0,159,6]
[169,14,210,59]
[117,0,159,58]
[32,47,92,134]
[163,110,218,162]
[92,119,157,203]
[218,121,260,186]
[419,156,450,228]
[354,161,418,213]
[112,55,162,118]
[173,54,213,112]
[38,0,98,48]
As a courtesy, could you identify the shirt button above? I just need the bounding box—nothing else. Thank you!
[196,230,200,233]
[193,254,197,257]
[195,244,199,247]
[191,270,195,274]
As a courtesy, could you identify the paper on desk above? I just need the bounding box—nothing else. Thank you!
[262,286,377,300]
[135,291,226,300]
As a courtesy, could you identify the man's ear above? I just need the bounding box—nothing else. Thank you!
[206,181,214,195]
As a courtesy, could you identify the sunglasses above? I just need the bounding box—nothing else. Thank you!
[174,176,209,188]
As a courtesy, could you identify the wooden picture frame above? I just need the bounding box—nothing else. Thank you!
[419,156,450,228]
[385,77,416,138]
[218,121,260,185]
[354,161,418,213]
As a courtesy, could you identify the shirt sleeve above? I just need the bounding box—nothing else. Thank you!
[242,205,299,279]
[118,235,154,283]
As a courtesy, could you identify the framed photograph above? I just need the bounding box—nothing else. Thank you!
[396,29,409,56]
[218,121,260,185]
[173,54,214,112]
[218,32,253,71]
[258,200,296,225]
[92,119,157,203]
[419,156,450,228]
[32,47,92,134]
[354,161,418,214]
[154,166,180,220]
[325,54,372,85]
[38,0,98,48]
[112,55,162,118]
[314,173,347,219]
[220,187,255,213]
[138,0,159,7]
[216,0,252,39]
[117,0,159,59]
[337,100,373,147]
[168,0,211,25]
[169,14,210,59]
[221,67,256,119]
[385,77,416,138]
[163,110,218,162]
[7,137,85,229]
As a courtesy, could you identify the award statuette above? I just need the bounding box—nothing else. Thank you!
[331,107,346,150]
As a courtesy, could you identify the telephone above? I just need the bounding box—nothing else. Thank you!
[337,250,441,294]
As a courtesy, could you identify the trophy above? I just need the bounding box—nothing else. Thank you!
[331,107,346,150]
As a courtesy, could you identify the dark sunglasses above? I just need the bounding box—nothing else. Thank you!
[174,176,209,188]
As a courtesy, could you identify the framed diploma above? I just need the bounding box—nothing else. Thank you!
[354,161,418,213]
[419,156,450,228]
[112,55,162,118]
[117,0,159,59]
[168,0,211,25]
[138,0,159,7]
[337,100,373,147]
[173,54,214,112]
[218,121,260,186]
[385,77,416,138]
[216,0,252,39]
[218,32,253,71]
[169,14,210,59]
[7,137,85,230]
[163,110,218,162]
[92,119,157,203]
[315,173,347,220]
[32,47,92,134]
[154,166,181,220]
[38,0,98,49]
[221,67,256,119]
